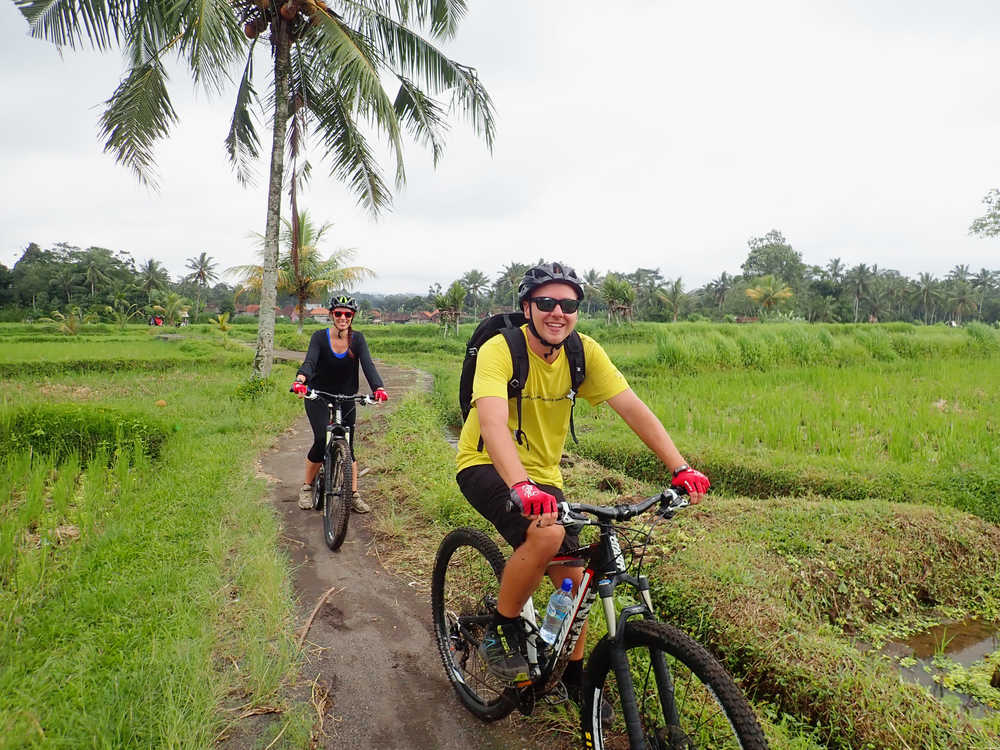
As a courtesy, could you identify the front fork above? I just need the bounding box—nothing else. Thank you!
[598,575,679,742]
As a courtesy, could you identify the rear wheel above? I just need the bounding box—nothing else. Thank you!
[431,527,516,721]
[322,439,351,551]
[582,619,767,749]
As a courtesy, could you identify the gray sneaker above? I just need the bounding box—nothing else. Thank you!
[479,621,530,684]
[297,484,313,509]
[350,491,371,513]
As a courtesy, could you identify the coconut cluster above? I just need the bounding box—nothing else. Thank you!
[243,0,330,38]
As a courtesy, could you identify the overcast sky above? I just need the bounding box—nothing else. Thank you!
[2,1,999,294]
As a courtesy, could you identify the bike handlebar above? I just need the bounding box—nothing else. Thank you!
[289,384,377,405]
[560,488,689,526]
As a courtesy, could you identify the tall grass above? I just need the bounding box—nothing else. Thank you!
[647,322,999,373]
[0,336,304,748]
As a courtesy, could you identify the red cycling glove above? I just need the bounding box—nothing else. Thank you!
[670,465,710,495]
[509,480,558,516]
[291,382,309,396]
[373,388,389,402]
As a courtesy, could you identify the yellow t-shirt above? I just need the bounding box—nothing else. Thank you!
[456,326,629,487]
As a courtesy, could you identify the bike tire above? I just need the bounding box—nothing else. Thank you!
[431,527,516,722]
[582,619,768,750]
[311,464,325,511]
[322,439,351,551]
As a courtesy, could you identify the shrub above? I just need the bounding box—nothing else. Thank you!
[234,376,276,401]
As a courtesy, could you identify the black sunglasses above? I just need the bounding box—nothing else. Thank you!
[531,296,580,314]
[332,310,354,318]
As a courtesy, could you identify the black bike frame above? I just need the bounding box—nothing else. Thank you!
[512,491,688,743]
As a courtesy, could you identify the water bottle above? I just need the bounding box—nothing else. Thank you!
[539,578,574,645]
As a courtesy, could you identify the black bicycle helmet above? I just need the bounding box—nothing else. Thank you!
[517,262,585,304]
[328,292,358,312]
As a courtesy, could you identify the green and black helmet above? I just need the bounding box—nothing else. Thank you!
[328,292,358,312]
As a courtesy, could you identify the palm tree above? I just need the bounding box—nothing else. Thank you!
[39,306,97,335]
[910,272,941,325]
[459,269,490,320]
[825,257,845,285]
[13,0,495,379]
[745,275,794,314]
[434,280,465,336]
[656,278,686,322]
[49,266,78,305]
[844,264,873,322]
[600,275,636,324]
[947,264,971,284]
[138,259,170,303]
[948,282,976,324]
[229,210,374,333]
[971,268,997,320]
[184,252,219,322]
[805,294,839,323]
[706,272,733,309]
[495,262,529,310]
[582,268,603,315]
[83,258,111,299]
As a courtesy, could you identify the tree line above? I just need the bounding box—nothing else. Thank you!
[4,229,999,328]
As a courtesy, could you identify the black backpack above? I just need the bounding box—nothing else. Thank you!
[459,312,586,450]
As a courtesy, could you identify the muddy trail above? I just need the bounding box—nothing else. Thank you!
[256,360,550,749]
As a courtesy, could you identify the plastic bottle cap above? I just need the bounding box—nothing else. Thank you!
[561,578,573,592]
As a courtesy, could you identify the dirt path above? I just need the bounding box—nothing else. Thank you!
[259,360,546,749]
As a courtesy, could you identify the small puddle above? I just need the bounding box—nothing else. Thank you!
[444,424,460,449]
[882,617,999,715]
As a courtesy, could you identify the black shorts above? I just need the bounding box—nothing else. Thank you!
[456,464,580,554]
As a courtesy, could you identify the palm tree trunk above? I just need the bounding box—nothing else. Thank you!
[296,291,306,335]
[253,20,291,379]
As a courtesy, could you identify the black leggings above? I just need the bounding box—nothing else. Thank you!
[304,397,356,464]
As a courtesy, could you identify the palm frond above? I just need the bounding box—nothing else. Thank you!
[303,60,393,214]
[99,56,178,188]
[335,2,494,149]
[306,10,406,187]
[13,0,131,49]
[393,76,446,165]
[225,44,261,186]
[376,0,465,39]
[171,0,246,91]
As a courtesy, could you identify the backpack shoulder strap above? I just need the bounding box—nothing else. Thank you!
[564,331,586,444]
[498,326,530,449]
[564,331,586,391]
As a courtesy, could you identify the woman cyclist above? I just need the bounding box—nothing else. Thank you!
[293,293,388,513]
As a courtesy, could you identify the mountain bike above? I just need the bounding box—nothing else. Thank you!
[293,386,376,551]
[431,489,768,749]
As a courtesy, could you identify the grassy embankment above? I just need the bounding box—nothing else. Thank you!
[358,320,1000,749]
[0,326,311,748]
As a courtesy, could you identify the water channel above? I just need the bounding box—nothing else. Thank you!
[882,617,999,715]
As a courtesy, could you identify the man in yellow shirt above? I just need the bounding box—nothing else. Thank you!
[455,262,710,700]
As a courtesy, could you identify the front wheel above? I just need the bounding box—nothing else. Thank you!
[322,439,351,551]
[431,527,516,722]
[582,619,768,750]
[311,464,325,511]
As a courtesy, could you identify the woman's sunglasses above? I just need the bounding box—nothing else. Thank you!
[531,296,580,314]
[332,310,354,319]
